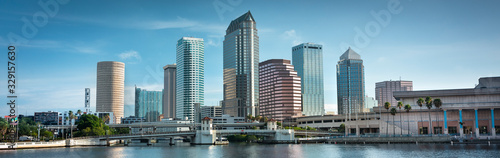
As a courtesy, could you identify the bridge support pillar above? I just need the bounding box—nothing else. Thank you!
[170,137,175,146]
[124,139,129,146]
[147,138,152,146]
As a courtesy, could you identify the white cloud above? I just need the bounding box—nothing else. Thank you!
[118,50,142,63]
[139,17,198,30]
[282,29,302,46]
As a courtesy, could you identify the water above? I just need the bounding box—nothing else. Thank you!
[1,142,499,158]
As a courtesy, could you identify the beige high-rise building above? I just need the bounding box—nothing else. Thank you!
[96,61,125,124]
[375,80,413,107]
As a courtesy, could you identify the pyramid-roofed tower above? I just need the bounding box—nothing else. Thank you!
[340,47,361,60]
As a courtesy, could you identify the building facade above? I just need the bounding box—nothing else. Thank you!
[292,43,324,116]
[34,111,59,125]
[135,86,163,122]
[389,76,500,137]
[375,80,413,107]
[96,61,125,123]
[337,48,365,114]
[223,11,259,117]
[121,116,145,124]
[163,64,176,119]
[201,106,222,118]
[259,59,302,121]
[176,37,204,121]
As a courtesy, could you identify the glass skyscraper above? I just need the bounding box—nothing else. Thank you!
[292,43,324,116]
[135,86,163,122]
[337,48,365,114]
[223,11,259,117]
[176,37,204,121]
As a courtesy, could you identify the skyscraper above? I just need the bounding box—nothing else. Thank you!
[176,37,204,121]
[259,59,302,121]
[223,11,259,117]
[163,64,176,118]
[96,61,125,123]
[375,80,413,107]
[292,43,324,116]
[336,48,365,114]
[135,86,163,122]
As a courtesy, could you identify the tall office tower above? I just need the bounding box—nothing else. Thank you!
[85,88,90,113]
[176,37,204,121]
[96,61,125,123]
[135,86,163,122]
[223,11,259,117]
[336,48,365,114]
[375,80,413,107]
[163,64,176,119]
[259,59,302,121]
[292,43,324,116]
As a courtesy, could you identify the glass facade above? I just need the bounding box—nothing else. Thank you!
[135,87,163,122]
[337,48,365,114]
[292,43,324,116]
[176,37,205,121]
[223,11,259,117]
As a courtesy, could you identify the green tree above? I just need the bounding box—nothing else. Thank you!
[404,104,412,135]
[397,102,403,136]
[77,109,82,116]
[425,97,433,135]
[246,114,254,122]
[433,98,443,134]
[384,102,391,136]
[254,115,262,122]
[390,107,397,136]
[0,118,8,139]
[417,98,425,134]
[339,123,345,133]
[75,114,110,137]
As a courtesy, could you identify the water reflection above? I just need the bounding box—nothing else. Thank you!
[1,143,499,158]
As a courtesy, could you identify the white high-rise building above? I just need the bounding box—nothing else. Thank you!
[176,37,204,121]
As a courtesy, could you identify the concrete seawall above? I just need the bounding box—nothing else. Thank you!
[0,138,117,150]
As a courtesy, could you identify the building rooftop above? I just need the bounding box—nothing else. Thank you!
[226,11,255,33]
[339,47,361,60]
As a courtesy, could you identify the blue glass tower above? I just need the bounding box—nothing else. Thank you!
[176,37,204,121]
[337,48,365,114]
[135,86,163,122]
[292,43,325,116]
[223,11,259,117]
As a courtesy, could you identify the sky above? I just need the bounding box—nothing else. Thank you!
[1,0,499,117]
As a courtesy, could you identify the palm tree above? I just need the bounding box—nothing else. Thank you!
[416,98,424,134]
[433,99,443,134]
[77,109,82,116]
[246,114,254,122]
[68,110,75,138]
[397,102,403,136]
[425,97,433,135]
[384,102,391,136]
[390,108,397,136]
[404,104,412,135]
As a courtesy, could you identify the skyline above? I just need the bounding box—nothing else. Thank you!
[1,0,500,117]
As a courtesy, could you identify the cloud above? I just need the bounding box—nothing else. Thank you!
[138,17,198,30]
[282,29,302,46]
[118,50,142,63]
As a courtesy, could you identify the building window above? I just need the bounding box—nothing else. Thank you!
[479,126,488,134]
[434,127,442,134]
[448,126,457,134]
[420,127,428,134]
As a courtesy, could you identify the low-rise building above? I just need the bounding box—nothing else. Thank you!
[34,111,59,125]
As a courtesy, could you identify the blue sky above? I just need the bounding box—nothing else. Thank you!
[1,0,499,117]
